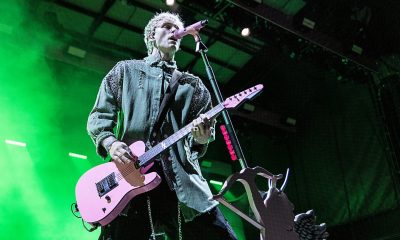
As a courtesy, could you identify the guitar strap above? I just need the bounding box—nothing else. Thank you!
[151,69,182,139]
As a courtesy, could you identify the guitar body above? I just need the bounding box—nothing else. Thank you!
[75,141,161,226]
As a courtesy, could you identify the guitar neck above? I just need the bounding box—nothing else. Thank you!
[138,103,225,167]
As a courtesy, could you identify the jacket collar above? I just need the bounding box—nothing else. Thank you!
[144,54,177,70]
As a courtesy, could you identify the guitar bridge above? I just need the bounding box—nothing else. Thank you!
[96,172,118,197]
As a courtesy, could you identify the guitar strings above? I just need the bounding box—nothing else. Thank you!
[112,103,225,182]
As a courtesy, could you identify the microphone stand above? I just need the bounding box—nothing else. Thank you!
[190,33,302,240]
[193,33,248,169]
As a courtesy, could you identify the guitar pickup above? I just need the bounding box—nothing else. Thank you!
[96,172,119,197]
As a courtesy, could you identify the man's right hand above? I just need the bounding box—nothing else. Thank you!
[109,141,136,164]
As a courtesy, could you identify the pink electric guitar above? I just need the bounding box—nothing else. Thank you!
[75,84,264,226]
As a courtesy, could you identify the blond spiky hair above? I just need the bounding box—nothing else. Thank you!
[144,12,184,55]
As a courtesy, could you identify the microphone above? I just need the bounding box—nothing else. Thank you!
[173,20,208,39]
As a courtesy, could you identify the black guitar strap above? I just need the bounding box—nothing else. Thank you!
[151,69,182,139]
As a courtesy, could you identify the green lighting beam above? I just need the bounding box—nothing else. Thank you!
[210,180,223,186]
[69,152,87,159]
[5,139,27,147]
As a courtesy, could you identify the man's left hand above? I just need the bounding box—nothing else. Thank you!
[191,114,215,144]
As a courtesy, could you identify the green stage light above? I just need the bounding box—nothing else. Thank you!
[5,139,27,147]
[210,179,223,186]
[69,152,88,159]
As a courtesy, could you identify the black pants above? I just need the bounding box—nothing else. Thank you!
[98,162,237,240]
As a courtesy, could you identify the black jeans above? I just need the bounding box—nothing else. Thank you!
[98,162,237,240]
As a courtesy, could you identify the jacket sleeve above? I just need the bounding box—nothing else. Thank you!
[186,77,216,159]
[87,61,124,158]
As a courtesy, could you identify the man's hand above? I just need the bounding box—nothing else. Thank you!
[191,114,215,144]
[109,141,136,164]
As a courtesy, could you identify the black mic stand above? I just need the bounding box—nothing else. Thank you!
[191,33,302,240]
[193,33,248,169]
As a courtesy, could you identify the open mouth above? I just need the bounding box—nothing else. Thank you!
[168,36,178,42]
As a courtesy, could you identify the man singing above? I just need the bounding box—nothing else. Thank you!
[87,12,237,240]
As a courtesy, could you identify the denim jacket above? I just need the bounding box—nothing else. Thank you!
[87,55,218,221]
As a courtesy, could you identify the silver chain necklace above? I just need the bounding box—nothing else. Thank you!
[147,196,182,240]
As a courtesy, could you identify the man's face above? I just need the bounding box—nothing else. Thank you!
[153,21,181,56]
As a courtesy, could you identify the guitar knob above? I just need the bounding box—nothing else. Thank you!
[105,195,111,203]
[102,208,106,213]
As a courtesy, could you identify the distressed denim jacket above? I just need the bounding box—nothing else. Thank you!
[87,55,218,221]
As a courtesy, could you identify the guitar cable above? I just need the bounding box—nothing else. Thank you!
[70,203,80,218]
[70,202,99,232]
[81,219,99,232]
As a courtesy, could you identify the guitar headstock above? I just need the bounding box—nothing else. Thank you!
[223,84,264,109]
